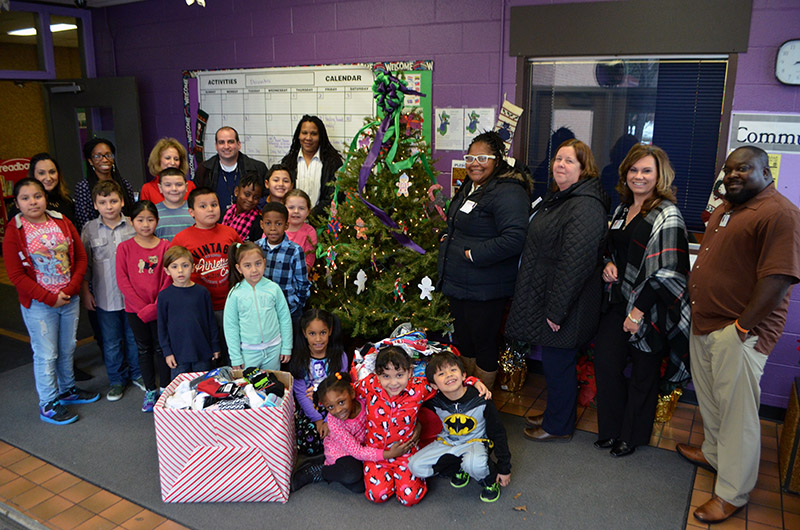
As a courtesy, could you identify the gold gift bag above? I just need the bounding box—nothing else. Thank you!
[498,340,528,392]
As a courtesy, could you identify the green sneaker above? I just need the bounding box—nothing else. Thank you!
[451,471,470,488]
[131,377,146,392]
[107,384,124,402]
[480,482,501,503]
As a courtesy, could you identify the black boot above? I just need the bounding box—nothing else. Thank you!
[291,460,323,492]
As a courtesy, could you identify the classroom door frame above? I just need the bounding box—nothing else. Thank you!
[43,76,145,191]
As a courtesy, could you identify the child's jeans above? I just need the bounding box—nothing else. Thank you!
[20,297,80,407]
[96,308,141,387]
[171,360,212,380]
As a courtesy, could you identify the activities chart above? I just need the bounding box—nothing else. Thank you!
[187,62,433,170]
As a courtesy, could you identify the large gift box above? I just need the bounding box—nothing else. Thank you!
[153,370,296,503]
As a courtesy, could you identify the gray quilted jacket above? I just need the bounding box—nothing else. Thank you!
[505,177,610,349]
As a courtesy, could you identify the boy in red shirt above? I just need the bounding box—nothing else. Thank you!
[171,187,242,364]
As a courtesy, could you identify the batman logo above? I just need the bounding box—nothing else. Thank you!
[444,413,476,436]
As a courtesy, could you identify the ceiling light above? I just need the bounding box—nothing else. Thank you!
[8,23,77,37]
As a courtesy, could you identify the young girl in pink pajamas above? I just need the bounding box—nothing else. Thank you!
[291,372,412,493]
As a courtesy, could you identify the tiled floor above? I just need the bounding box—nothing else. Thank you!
[1,372,797,529]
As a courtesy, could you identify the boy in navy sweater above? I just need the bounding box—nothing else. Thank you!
[157,245,219,378]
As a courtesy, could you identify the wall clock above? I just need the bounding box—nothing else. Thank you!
[776,39,800,85]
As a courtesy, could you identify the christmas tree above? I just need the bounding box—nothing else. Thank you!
[309,71,450,338]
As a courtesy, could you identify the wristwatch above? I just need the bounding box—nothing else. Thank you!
[627,313,642,325]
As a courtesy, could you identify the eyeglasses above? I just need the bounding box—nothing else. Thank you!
[91,153,114,161]
[463,154,496,164]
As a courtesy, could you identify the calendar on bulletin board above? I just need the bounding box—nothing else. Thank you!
[183,61,433,173]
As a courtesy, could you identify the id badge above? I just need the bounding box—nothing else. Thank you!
[720,212,730,227]
[459,200,476,214]
[611,219,624,230]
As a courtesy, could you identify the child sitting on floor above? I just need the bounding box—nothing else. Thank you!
[291,371,413,492]
[408,351,511,503]
[355,346,490,506]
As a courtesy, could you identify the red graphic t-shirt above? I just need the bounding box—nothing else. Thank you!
[171,224,242,310]
[22,217,71,294]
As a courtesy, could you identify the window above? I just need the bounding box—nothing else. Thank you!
[0,2,93,80]
[525,57,727,231]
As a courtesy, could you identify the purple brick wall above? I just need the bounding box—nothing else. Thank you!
[92,0,800,407]
[733,1,800,408]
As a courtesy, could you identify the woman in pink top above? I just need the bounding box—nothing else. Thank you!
[291,372,414,493]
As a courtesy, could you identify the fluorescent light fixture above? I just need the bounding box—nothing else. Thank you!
[8,23,77,37]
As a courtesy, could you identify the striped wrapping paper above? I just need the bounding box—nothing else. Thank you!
[153,371,296,503]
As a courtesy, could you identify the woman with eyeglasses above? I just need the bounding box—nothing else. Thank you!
[506,139,610,443]
[73,138,136,231]
[437,131,532,388]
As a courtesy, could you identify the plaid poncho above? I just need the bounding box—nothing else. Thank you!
[609,200,692,389]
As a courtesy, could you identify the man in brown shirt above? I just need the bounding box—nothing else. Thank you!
[678,146,800,523]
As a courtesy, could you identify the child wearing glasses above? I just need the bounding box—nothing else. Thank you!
[437,131,533,389]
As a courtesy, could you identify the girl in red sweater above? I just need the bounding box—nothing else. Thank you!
[115,201,172,412]
[3,178,97,425]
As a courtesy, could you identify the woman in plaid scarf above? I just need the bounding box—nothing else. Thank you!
[594,144,691,458]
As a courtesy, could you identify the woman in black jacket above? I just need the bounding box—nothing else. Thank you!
[438,131,532,388]
[281,115,343,220]
[506,139,609,442]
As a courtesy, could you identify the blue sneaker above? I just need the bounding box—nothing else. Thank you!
[40,401,78,425]
[58,387,100,405]
[142,390,158,412]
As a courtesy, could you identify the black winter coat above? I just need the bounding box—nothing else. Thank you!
[505,177,610,349]
[194,152,268,194]
[438,168,531,301]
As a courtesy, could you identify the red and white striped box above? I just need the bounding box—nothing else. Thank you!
[153,371,296,503]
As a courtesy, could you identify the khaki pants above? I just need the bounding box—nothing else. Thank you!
[690,323,766,506]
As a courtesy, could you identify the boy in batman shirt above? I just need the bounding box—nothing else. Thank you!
[408,352,511,502]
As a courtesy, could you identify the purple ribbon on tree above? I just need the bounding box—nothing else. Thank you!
[356,70,427,255]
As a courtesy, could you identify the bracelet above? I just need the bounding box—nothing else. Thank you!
[734,319,749,334]
[627,313,642,325]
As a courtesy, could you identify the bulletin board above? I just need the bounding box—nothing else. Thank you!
[182,61,433,174]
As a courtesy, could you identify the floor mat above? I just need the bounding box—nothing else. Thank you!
[0,358,695,530]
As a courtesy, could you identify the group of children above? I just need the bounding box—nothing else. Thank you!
[4,163,513,506]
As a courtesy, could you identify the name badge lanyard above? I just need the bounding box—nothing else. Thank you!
[220,167,239,206]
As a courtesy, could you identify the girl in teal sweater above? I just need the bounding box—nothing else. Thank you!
[224,242,292,370]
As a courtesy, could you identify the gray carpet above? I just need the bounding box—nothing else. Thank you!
[0,348,695,530]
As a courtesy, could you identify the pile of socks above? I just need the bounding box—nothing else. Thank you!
[164,367,285,411]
